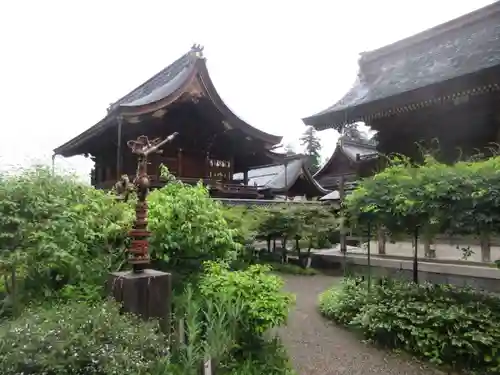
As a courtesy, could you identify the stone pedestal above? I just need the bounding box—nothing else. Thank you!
[108,269,172,333]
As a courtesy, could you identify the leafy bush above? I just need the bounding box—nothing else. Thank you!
[0,300,170,375]
[0,167,133,314]
[220,337,296,375]
[148,182,241,278]
[345,154,500,236]
[223,205,267,245]
[319,278,500,374]
[318,278,368,325]
[171,281,295,375]
[199,261,294,338]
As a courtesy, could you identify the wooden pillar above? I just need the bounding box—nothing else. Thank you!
[377,227,386,255]
[480,231,491,262]
[177,148,183,177]
[230,156,234,181]
[205,152,210,179]
[105,166,113,182]
[339,175,346,253]
[116,117,123,180]
[423,225,436,258]
[243,170,249,185]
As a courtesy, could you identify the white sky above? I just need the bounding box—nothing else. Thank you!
[0,0,495,177]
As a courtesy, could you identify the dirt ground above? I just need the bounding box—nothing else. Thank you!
[277,274,444,375]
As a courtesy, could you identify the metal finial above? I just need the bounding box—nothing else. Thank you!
[190,44,204,57]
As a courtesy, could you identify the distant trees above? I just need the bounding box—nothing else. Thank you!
[300,126,322,174]
[342,123,377,146]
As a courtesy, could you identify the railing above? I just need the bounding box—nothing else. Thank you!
[214,198,324,206]
[95,175,260,196]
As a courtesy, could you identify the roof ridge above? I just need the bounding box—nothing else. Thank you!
[360,1,500,63]
[108,45,203,111]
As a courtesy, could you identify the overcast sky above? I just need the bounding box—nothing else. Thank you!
[0,0,495,176]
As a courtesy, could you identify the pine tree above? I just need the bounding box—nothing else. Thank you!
[299,126,322,174]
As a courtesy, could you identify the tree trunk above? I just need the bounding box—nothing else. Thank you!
[377,227,386,255]
[480,231,491,263]
[423,225,436,258]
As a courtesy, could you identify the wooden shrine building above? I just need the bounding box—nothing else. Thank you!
[232,154,329,199]
[313,136,378,191]
[53,45,285,199]
[303,2,500,163]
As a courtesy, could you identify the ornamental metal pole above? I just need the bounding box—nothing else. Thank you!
[367,220,372,291]
[127,133,178,273]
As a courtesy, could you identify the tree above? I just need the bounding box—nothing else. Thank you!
[300,126,322,173]
[342,123,378,146]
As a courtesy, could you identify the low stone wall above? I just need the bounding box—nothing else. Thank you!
[313,253,500,293]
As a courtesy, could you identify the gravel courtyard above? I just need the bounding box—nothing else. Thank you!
[278,274,444,375]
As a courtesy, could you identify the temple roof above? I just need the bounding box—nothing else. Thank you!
[54,45,282,157]
[233,155,329,197]
[314,137,378,185]
[303,2,500,130]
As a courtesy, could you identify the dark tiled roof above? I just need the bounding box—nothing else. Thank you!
[109,50,197,110]
[314,137,378,184]
[304,2,500,129]
[54,45,282,157]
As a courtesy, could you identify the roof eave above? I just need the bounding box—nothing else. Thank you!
[53,114,116,157]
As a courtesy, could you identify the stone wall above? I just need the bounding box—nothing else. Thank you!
[313,253,500,293]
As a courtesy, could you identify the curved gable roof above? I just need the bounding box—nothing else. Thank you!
[314,137,378,179]
[303,2,500,130]
[54,45,282,157]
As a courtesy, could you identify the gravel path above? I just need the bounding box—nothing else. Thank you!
[278,274,444,375]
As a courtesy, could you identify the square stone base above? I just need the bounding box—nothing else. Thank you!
[107,269,172,332]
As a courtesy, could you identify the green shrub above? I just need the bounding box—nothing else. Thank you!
[345,154,500,237]
[318,278,367,325]
[199,261,294,338]
[171,283,294,375]
[148,182,240,278]
[0,167,133,314]
[0,300,170,375]
[319,278,500,374]
[220,337,296,375]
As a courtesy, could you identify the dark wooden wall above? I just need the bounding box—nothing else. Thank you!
[371,90,500,163]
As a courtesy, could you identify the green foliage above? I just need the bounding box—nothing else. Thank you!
[221,338,296,375]
[0,165,296,374]
[172,279,295,375]
[0,167,133,314]
[199,261,294,337]
[318,278,368,325]
[148,181,241,276]
[345,154,500,236]
[299,126,322,173]
[0,300,170,375]
[222,205,267,245]
[319,278,500,374]
[256,204,337,246]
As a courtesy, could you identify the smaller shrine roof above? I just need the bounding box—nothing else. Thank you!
[314,137,378,181]
[233,155,329,197]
